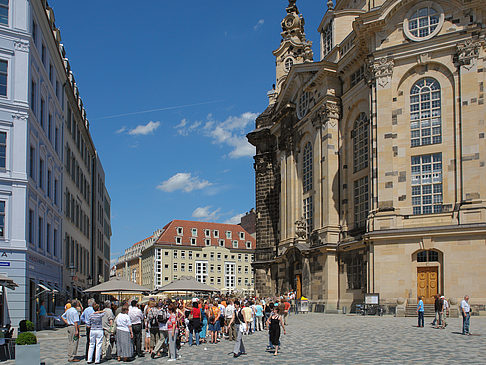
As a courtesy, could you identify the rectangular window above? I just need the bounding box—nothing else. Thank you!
[181,263,185,272]
[0,0,8,25]
[38,216,42,248]
[55,127,59,153]
[195,261,207,283]
[31,80,36,113]
[180,250,185,259]
[217,265,221,273]
[48,114,52,141]
[213,230,219,238]
[303,196,313,235]
[46,223,50,253]
[210,264,214,273]
[246,241,252,249]
[225,231,231,239]
[54,179,58,205]
[245,254,249,262]
[40,98,45,128]
[32,20,37,44]
[188,251,193,259]
[217,253,221,260]
[354,176,369,228]
[41,43,46,66]
[323,20,333,56]
[173,263,178,272]
[0,60,7,96]
[53,228,57,257]
[219,239,224,247]
[232,240,238,248]
[204,229,210,237]
[188,264,193,272]
[191,237,197,245]
[175,236,182,244]
[411,153,443,215]
[346,254,364,290]
[244,266,249,274]
[28,209,34,244]
[173,250,178,259]
[29,146,35,178]
[176,227,183,235]
[47,170,51,198]
[39,158,44,189]
[239,232,245,240]
[238,254,242,262]
[210,252,214,260]
[0,201,4,237]
[49,64,53,84]
[0,131,5,169]
[205,239,211,246]
[191,228,197,237]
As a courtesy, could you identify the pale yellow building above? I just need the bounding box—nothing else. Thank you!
[140,220,255,294]
[249,0,486,313]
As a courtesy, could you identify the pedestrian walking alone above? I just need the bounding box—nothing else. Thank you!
[461,295,471,335]
[416,296,424,327]
[267,304,286,356]
[230,300,246,358]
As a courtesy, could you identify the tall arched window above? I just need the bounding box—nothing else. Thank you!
[302,142,313,193]
[410,78,441,147]
[302,142,313,236]
[352,113,369,173]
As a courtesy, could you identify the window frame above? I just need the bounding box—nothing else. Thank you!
[403,2,444,42]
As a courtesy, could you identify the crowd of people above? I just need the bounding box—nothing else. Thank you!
[60,295,292,363]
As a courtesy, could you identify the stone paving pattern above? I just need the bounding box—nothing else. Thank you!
[6,313,486,364]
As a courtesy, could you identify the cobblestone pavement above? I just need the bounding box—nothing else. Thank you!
[6,313,486,364]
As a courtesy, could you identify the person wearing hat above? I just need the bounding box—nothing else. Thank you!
[440,296,449,329]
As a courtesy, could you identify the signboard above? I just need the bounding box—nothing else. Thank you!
[365,293,379,305]
[0,262,10,267]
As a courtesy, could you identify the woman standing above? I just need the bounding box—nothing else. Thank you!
[115,305,134,362]
[208,301,221,344]
[86,303,105,364]
[199,300,208,343]
[267,304,286,356]
[188,301,201,346]
[167,303,179,362]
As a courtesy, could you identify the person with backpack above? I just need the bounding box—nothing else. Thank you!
[229,300,246,358]
[208,301,221,344]
[151,301,170,358]
[146,301,159,355]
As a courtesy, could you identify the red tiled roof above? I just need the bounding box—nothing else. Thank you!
[155,220,256,250]
[132,235,153,247]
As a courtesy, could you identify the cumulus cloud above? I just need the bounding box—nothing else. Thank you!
[157,172,212,193]
[115,126,127,134]
[254,19,264,31]
[128,121,160,135]
[192,206,221,222]
[174,112,257,158]
[225,213,245,225]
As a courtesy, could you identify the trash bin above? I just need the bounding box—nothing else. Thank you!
[300,297,309,313]
[342,306,347,314]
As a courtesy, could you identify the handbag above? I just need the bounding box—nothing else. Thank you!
[109,314,117,334]
[239,323,247,333]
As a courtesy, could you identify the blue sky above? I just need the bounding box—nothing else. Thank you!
[48,0,327,261]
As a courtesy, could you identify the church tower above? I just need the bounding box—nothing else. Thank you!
[270,0,313,102]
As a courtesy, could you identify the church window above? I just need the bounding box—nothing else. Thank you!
[284,57,294,73]
[302,142,313,193]
[303,196,313,236]
[411,153,442,215]
[346,254,364,290]
[352,113,369,173]
[297,91,311,119]
[353,176,369,229]
[404,4,444,42]
[323,20,333,56]
[417,250,439,262]
[410,78,441,147]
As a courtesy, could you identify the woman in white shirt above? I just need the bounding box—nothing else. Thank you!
[115,305,134,361]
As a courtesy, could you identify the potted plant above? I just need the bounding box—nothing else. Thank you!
[15,331,40,364]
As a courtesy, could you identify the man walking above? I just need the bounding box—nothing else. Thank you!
[129,300,144,357]
[416,296,424,327]
[434,295,443,329]
[460,295,471,335]
[225,300,235,341]
[62,299,81,362]
[101,300,114,360]
[80,298,95,360]
[229,300,246,358]
[440,296,449,329]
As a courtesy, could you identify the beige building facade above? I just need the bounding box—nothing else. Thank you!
[249,0,486,312]
[139,220,255,294]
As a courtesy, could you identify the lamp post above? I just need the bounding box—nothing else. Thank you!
[69,265,76,299]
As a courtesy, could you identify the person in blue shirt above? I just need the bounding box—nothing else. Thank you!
[80,299,96,361]
[38,301,47,330]
[416,296,425,327]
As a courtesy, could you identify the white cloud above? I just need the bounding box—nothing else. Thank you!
[175,112,257,158]
[192,206,221,221]
[254,19,265,31]
[156,173,212,193]
[128,121,161,136]
[225,213,244,225]
[115,126,127,134]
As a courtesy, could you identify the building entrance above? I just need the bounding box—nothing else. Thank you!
[417,267,438,304]
[295,274,301,299]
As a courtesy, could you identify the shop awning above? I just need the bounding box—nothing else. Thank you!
[0,274,18,290]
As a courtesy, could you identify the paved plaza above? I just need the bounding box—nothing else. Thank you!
[6,313,486,364]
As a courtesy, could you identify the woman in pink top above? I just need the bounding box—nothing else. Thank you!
[167,304,178,361]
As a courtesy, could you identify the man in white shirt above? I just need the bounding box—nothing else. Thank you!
[460,295,471,335]
[129,300,145,357]
[225,300,236,341]
[440,296,449,329]
[62,299,80,362]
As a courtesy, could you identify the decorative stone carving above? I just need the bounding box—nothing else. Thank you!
[14,40,29,52]
[12,113,28,121]
[456,39,483,70]
[417,52,431,65]
[369,57,394,88]
[295,216,307,238]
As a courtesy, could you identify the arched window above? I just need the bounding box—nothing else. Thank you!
[416,250,439,262]
[408,7,440,39]
[352,113,369,173]
[302,142,313,193]
[410,78,441,147]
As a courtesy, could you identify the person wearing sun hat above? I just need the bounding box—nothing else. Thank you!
[440,296,449,329]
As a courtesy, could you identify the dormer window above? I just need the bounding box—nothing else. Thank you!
[191,237,197,246]
[246,241,252,249]
[204,229,210,237]
[239,232,245,240]
[226,231,232,239]
[176,227,183,236]
[191,228,197,237]
[175,236,182,245]
[213,230,219,238]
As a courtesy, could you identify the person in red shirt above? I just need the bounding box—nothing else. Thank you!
[188,301,201,346]
[283,299,291,325]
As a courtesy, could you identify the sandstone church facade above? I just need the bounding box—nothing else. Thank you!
[248,0,486,312]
